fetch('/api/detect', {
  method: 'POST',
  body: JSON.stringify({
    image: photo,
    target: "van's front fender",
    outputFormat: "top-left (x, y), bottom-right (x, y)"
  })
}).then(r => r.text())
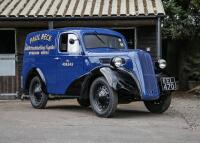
top-left (99, 67), bottom-right (142, 97)
top-left (80, 66), bottom-right (140, 99)
top-left (99, 67), bottom-right (119, 90)
top-left (99, 67), bottom-right (160, 101)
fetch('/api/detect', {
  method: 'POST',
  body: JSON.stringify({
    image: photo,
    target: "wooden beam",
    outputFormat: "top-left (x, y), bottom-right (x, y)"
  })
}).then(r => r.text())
top-left (48, 21), bottom-right (54, 29)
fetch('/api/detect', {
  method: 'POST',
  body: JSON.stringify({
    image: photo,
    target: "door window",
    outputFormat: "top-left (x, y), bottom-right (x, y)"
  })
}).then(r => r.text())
top-left (59, 33), bottom-right (80, 54)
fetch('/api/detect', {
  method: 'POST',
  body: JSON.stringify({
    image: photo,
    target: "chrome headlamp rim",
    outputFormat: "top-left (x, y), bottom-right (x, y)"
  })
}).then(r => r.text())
top-left (112, 57), bottom-right (123, 68)
top-left (158, 59), bottom-right (167, 69)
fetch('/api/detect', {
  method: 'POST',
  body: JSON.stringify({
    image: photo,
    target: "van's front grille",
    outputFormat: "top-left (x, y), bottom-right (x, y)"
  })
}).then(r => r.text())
top-left (137, 52), bottom-right (159, 96)
top-left (138, 52), bottom-right (154, 74)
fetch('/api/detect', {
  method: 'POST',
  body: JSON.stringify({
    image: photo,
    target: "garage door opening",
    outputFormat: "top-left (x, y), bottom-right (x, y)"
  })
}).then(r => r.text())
top-left (0, 30), bottom-right (16, 94)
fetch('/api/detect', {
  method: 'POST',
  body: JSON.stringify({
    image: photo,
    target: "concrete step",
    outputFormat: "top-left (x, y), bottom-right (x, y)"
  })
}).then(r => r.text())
top-left (0, 93), bottom-right (17, 100)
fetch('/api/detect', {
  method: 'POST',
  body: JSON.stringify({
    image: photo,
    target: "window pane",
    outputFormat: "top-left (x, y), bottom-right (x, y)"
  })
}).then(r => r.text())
top-left (60, 34), bottom-right (68, 52)
top-left (0, 30), bottom-right (15, 54)
top-left (84, 34), bottom-right (125, 49)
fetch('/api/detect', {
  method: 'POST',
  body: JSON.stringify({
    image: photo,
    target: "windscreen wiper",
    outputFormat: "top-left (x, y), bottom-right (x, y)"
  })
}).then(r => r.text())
top-left (94, 31), bottom-right (106, 45)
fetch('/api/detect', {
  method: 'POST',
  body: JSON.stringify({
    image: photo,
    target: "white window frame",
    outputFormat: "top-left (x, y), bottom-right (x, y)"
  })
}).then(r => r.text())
top-left (0, 28), bottom-right (16, 76)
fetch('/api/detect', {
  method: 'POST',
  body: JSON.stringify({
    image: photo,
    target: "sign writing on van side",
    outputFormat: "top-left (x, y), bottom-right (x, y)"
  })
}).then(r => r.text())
top-left (62, 59), bottom-right (74, 67)
top-left (25, 45), bottom-right (55, 55)
top-left (30, 34), bottom-right (52, 44)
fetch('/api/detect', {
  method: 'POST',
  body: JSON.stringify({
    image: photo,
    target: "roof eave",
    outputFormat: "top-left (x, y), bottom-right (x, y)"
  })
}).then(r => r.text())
top-left (0, 15), bottom-right (165, 21)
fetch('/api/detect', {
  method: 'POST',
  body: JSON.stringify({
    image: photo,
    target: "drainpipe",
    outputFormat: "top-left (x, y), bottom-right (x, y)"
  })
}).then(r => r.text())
top-left (156, 17), bottom-right (161, 59)
top-left (134, 27), bottom-right (137, 49)
top-left (48, 21), bottom-right (54, 29)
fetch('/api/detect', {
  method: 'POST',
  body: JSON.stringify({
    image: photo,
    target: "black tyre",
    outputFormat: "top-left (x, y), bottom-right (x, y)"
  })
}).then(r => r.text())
top-left (89, 77), bottom-right (118, 118)
top-left (77, 98), bottom-right (90, 107)
top-left (144, 93), bottom-right (172, 113)
top-left (29, 76), bottom-right (48, 109)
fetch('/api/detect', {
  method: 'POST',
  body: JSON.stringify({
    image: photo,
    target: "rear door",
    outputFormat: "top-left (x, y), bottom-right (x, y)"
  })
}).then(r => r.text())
top-left (55, 33), bottom-right (84, 94)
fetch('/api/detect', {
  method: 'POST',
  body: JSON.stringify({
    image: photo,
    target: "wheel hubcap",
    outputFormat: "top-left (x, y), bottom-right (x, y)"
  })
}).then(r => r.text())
top-left (94, 84), bottom-right (110, 111)
top-left (31, 82), bottom-right (43, 104)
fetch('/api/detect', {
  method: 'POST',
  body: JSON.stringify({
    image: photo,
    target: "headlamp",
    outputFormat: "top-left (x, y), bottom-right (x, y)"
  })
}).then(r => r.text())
top-left (112, 57), bottom-right (123, 68)
top-left (158, 59), bottom-right (167, 69)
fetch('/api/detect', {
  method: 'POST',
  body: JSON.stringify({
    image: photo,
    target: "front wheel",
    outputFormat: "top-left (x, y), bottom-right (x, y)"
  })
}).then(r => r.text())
top-left (89, 77), bottom-right (118, 118)
top-left (29, 76), bottom-right (48, 109)
top-left (144, 93), bottom-right (171, 113)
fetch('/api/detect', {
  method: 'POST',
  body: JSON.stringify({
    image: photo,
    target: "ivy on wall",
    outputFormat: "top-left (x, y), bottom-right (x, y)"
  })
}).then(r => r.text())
top-left (162, 0), bottom-right (200, 39)
top-left (183, 49), bottom-right (200, 81)
top-left (162, 0), bottom-right (200, 88)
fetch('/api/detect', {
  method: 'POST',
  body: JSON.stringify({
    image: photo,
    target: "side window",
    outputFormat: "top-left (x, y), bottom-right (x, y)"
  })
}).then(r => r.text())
top-left (59, 33), bottom-right (80, 54)
top-left (60, 34), bottom-right (68, 52)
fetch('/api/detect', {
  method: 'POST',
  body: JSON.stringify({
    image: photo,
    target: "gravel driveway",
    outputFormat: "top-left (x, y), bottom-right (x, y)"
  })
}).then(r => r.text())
top-left (0, 92), bottom-right (199, 143)
top-left (170, 92), bottom-right (200, 130)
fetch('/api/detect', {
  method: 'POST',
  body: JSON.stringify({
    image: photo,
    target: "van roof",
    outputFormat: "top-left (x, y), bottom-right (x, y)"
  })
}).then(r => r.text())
top-left (28, 27), bottom-right (122, 37)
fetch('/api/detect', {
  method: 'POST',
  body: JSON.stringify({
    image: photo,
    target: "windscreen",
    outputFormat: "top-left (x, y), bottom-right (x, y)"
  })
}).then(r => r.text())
top-left (84, 34), bottom-right (125, 49)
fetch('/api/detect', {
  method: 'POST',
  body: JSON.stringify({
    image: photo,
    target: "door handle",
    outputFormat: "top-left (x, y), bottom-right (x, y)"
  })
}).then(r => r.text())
top-left (54, 57), bottom-right (60, 60)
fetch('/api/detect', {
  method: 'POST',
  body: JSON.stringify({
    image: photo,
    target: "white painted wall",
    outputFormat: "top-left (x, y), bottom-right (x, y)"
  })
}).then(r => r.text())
top-left (0, 54), bottom-right (15, 76)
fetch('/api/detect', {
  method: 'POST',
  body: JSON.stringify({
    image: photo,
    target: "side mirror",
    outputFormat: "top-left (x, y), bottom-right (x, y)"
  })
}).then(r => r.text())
top-left (69, 39), bottom-right (75, 45)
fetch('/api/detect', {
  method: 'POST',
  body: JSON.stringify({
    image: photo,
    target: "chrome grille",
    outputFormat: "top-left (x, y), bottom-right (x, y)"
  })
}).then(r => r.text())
top-left (138, 52), bottom-right (159, 96)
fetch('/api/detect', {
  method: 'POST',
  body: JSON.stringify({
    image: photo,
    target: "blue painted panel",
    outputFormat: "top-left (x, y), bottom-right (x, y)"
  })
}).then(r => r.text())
top-left (56, 55), bottom-right (84, 94)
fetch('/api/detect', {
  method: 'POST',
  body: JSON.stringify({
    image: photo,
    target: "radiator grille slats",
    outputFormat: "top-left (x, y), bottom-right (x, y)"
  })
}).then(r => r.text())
top-left (138, 52), bottom-right (158, 96)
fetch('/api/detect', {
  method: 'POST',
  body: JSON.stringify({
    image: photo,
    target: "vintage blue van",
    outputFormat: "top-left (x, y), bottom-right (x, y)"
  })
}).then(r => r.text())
top-left (22, 28), bottom-right (176, 117)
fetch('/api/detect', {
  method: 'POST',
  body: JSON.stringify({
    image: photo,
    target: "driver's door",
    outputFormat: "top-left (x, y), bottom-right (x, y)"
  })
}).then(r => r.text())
top-left (56, 33), bottom-right (84, 94)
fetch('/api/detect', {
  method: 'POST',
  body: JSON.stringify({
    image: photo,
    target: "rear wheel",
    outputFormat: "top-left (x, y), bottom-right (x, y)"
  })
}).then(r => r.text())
top-left (144, 93), bottom-right (171, 113)
top-left (29, 76), bottom-right (48, 109)
top-left (89, 77), bottom-right (118, 118)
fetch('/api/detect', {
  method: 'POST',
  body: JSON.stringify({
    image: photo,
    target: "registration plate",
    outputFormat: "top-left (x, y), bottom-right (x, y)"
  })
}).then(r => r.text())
top-left (160, 77), bottom-right (176, 91)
